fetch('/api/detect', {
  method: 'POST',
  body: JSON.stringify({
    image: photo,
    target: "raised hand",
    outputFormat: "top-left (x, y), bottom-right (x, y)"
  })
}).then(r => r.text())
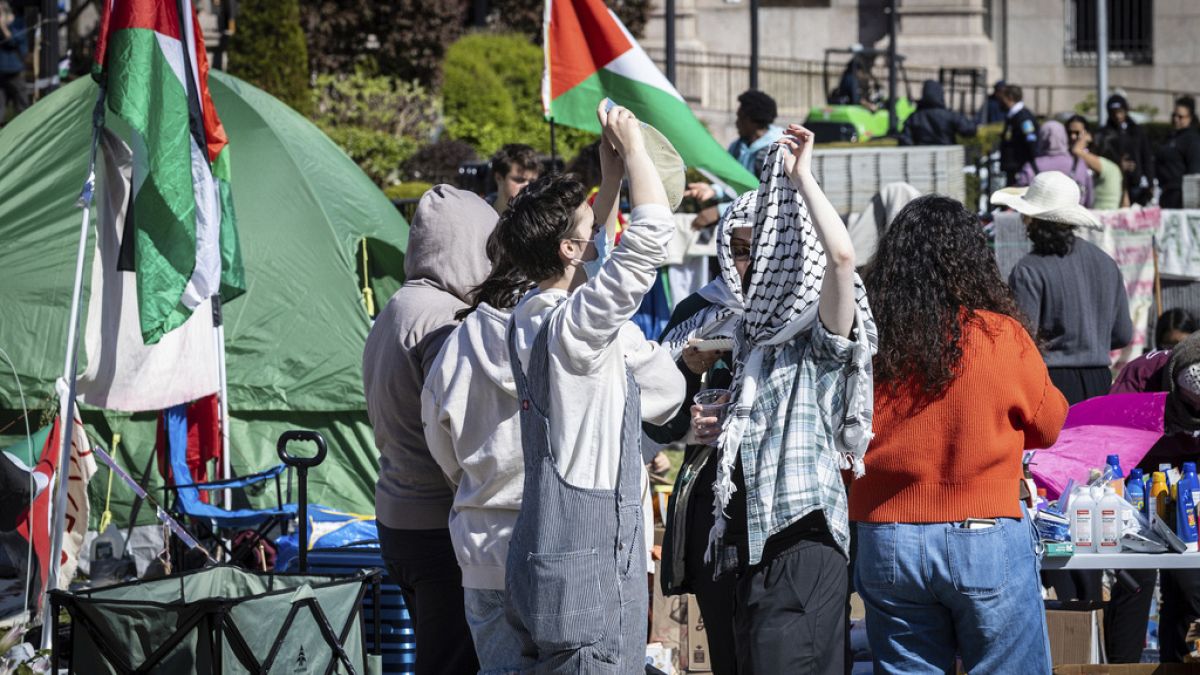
top-left (596, 100), bottom-right (645, 159)
top-left (779, 124), bottom-right (817, 187)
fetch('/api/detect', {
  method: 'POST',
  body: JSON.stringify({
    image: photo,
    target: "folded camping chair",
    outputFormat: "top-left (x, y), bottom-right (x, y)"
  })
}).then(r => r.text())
top-left (159, 405), bottom-right (297, 568)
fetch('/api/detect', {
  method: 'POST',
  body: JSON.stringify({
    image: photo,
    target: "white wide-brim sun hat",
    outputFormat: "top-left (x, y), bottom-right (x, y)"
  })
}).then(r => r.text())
top-left (990, 170), bottom-right (1102, 230)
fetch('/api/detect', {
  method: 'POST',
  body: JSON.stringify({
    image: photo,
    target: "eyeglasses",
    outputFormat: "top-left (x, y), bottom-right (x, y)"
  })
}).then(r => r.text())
top-left (730, 246), bottom-right (752, 261)
top-left (1174, 113), bottom-right (1192, 120)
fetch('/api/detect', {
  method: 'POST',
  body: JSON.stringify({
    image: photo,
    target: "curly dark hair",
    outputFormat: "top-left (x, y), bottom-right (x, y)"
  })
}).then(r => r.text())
top-left (1026, 218), bottom-right (1076, 256)
top-left (864, 195), bottom-right (1030, 400)
top-left (1156, 308), bottom-right (1199, 349)
top-left (737, 90), bottom-right (778, 127)
top-left (496, 173), bottom-right (589, 284)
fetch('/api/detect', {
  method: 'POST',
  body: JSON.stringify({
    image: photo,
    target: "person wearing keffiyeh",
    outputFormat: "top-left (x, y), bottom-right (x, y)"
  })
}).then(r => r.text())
top-left (688, 126), bottom-right (877, 674)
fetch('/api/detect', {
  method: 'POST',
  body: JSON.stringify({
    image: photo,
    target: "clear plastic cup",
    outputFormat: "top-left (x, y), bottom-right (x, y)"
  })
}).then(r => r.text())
top-left (694, 388), bottom-right (732, 425)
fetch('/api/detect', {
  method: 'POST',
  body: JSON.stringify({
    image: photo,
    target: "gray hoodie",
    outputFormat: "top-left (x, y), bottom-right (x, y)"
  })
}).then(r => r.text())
top-left (363, 185), bottom-right (496, 530)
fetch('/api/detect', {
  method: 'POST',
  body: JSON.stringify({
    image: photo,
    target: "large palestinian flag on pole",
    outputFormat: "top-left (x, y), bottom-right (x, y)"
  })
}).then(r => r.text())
top-left (544, 0), bottom-right (756, 194)
top-left (93, 0), bottom-right (244, 344)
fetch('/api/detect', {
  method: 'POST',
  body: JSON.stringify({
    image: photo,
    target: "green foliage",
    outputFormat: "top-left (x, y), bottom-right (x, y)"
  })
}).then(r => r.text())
top-left (312, 71), bottom-right (440, 140)
top-left (300, 0), bottom-right (467, 87)
top-left (384, 182), bottom-right (435, 201)
top-left (310, 71), bottom-right (439, 187)
top-left (319, 125), bottom-right (419, 187)
top-left (442, 32), bottom-right (595, 158)
top-left (229, 0), bottom-right (312, 116)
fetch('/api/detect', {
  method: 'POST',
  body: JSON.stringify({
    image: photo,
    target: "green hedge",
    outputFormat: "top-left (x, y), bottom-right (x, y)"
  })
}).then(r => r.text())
top-left (384, 182), bottom-right (435, 201)
top-left (229, 0), bottom-right (311, 116)
top-left (442, 32), bottom-right (595, 158)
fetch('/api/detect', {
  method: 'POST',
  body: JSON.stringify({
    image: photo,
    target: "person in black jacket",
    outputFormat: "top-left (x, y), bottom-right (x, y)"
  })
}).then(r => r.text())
top-left (1096, 94), bottom-right (1156, 205)
top-left (1155, 96), bottom-right (1200, 208)
top-left (999, 84), bottom-right (1039, 184)
top-left (0, 1), bottom-right (28, 125)
top-left (899, 80), bottom-right (977, 146)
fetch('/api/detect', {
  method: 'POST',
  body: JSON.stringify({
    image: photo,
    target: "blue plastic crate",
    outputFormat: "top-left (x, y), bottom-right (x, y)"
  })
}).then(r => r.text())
top-left (286, 546), bottom-right (415, 674)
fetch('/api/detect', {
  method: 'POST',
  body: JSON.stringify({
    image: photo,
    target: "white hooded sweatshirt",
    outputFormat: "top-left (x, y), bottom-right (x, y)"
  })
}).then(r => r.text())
top-left (422, 303), bottom-right (522, 590)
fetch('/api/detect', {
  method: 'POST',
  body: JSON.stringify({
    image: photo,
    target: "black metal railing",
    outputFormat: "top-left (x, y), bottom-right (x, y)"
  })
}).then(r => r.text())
top-left (1065, 0), bottom-right (1154, 66)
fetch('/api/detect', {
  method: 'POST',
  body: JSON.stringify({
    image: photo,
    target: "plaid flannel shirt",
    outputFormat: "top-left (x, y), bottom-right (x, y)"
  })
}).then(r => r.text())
top-left (738, 319), bottom-right (855, 565)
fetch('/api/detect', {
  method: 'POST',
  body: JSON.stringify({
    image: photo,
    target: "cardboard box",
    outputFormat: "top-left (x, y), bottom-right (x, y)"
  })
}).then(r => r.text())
top-left (1046, 609), bottom-right (1106, 666)
top-left (649, 562), bottom-right (686, 670)
top-left (686, 594), bottom-right (712, 672)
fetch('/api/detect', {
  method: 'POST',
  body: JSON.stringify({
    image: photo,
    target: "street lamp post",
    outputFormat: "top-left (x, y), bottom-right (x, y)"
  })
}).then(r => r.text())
top-left (1097, 0), bottom-right (1109, 126)
top-left (666, 0), bottom-right (676, 84)
top-left (749, 0), bottom-right (759, 90)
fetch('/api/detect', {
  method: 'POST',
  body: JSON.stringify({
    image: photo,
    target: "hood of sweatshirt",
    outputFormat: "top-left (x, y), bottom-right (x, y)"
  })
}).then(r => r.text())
top-left (1038, 120), bottom-right (1070, 158)
top-left (917, 80), bottom-right (945, 110)
top-left (403, 184), bottom-right (497, 303)
top-left (461, 302), bottom-right (518, 397)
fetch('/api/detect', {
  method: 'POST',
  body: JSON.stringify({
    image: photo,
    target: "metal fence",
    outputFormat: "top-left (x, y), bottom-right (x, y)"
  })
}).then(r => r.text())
top-left (1065, 0), bottom-right (1154, 67)
top-left (649, 47), bottom-right (1191, 119)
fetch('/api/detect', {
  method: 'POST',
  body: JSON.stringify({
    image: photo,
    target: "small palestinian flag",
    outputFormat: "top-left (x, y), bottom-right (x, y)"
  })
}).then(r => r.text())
top-left (544, 0), bottom-right (757, 194)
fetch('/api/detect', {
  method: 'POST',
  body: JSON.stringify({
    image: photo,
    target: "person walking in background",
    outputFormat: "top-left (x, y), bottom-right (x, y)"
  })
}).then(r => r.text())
top-left (362, 186), bottom-right (497, 675)
top-left (999, 85), bottom-right (1039, 185)
top-left (1017, 121), bottom-right (1094, 207)
top-left (1154, 96), bottom-right (1200, 209)
top-left (683, 90), bottom-right (784, 229)
top-left (689, 129), bottom-right (875, 674)
top-left (997, 171), bottom-right (1132, 611)
top-left (0, 1), bottom-right (28, 125)
top-left (500, 103), bottom-right (684, 671)
top-left (976, 80), bottom-right (1007, 125)
top-left (1066, 115), bottom-right (1128, 210)
top-left (899, 80), bottom-right (977, 146)
top-left (487, 143), bottom-right (541, 215)
top-left (853, 194), bottom-right (1067, 675)
top-left (1096, 94), bottom-right (1156, 205)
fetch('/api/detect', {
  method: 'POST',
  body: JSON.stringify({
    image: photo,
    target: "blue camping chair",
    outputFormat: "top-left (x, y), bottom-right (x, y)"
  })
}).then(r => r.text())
top-left (159, 404), bottom-right (298, 567)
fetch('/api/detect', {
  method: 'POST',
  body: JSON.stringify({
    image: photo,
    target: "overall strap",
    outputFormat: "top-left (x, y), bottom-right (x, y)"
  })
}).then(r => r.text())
top-left (505, 299), bottom-right (562, 420)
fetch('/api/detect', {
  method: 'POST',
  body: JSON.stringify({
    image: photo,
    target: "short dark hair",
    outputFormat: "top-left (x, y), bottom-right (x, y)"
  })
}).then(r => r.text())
top-left (1065, 114), bottom-right (1090, 132)
top-left (496, 173), bottom-right (589, 283)
top-left (1003, 84), bottom-right (1023, 103)
top-left (1157, 308), bottom-right (1199, 349)
top-left (491, 144), bottom-right (540, 180)
top-left (1027, 218), bottom-right (1075, 257)
top-left (1176, 96), bottom-right (1197, 121)
top-left (737, 90), bottom-right (778, 127)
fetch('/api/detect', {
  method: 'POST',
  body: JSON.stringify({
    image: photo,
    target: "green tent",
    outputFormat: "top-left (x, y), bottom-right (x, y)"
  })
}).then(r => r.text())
top-left (0, 72), bottom-right (408, 525)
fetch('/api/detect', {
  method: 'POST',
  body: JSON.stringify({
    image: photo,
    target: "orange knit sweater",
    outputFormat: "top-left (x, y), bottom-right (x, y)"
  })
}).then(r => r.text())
top-left (849, 311), bottom-right (1069, 523)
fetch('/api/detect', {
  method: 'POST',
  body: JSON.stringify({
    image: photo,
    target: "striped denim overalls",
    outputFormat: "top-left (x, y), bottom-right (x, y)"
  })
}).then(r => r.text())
top-left (504, 307), bottom-right (647, 674)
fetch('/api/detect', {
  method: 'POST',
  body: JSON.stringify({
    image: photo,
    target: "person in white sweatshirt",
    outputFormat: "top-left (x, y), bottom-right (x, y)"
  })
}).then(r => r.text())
top-left (494, 103), bottom-right (684, 671)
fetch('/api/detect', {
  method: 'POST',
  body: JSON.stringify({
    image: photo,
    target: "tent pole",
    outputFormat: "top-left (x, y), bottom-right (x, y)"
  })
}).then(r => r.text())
top-left (213, 295), bottom-right (232, 510)
top-left (42, 87), bottom-right (106, 650)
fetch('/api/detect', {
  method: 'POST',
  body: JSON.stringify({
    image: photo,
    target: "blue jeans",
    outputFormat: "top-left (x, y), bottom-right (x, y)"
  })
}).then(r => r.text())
top-left (854, 514), bottom-right (1051, 675)
top-left (463, 588), bottom-right (523, 675)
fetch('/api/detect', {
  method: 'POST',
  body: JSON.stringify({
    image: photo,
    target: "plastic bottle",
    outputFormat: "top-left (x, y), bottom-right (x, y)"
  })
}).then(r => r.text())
top-left (1182, 462), bottom-right (1200, 507)
top-left (1127, 468), bottom-right (1146, 516)
top-left (1151, 472), bottom-right (1171, 520)
top-left (1106, 454), bottom-right (1126, 496)
top-left (1098, 486), bottom-right (1123, 552)
top-left (1071, 486), bottom-right (1098, 553)
top-left (1177, 487), bottom-right (1199, 553)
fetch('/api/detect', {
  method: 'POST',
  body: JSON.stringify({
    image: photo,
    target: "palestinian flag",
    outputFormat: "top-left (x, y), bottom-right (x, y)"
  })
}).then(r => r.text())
top-left (544, 0), bottom-right (756, 194)
top-left (94, 0), bottom-right (244, 344)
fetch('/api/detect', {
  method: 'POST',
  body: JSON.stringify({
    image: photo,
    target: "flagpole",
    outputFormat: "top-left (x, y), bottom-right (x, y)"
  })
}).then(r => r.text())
top-left (42, 84), bottom-right (106, 650)
top-left (213, 295), bottom-right (232, 510)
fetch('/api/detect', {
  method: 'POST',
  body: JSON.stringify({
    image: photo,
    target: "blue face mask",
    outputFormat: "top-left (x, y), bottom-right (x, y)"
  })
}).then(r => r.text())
top-left (581, 229), bottom-right (609, 279)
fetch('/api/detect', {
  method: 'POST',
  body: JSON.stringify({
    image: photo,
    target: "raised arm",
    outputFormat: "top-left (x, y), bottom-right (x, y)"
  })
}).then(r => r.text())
top-left (780, 124), bottom-right (857, 337)
top-left (593, 135), bottom-right (624, 237)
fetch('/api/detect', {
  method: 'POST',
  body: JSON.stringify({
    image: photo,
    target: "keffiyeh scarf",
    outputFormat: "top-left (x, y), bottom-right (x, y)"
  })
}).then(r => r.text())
top-left (707, 144), bottom-right (879, 562)
top-left (660, 217), bottom-right (747, 359)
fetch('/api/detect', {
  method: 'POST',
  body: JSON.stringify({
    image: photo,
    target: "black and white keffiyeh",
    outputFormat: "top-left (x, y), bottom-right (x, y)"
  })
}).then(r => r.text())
top-left (707, 143), bottom-right (879, 559)
top-left (659, 200), bottom-right (754, 359)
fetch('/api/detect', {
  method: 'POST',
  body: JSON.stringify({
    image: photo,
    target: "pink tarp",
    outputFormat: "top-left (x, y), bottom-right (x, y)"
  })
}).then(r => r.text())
top-left (1030, 392), bottom-right (1167, 499)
